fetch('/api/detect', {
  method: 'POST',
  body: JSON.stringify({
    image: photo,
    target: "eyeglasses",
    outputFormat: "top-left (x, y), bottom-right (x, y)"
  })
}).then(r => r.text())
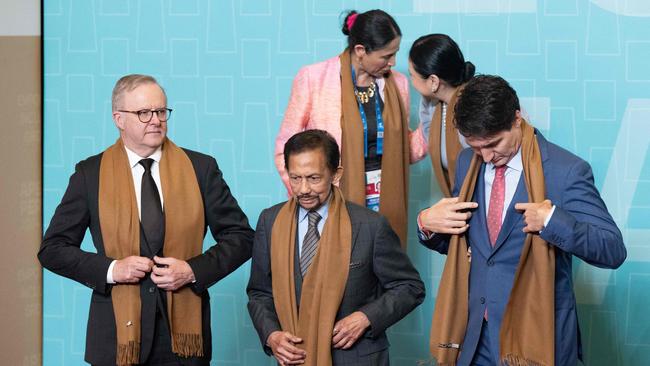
top-left (118, 108), bottom-right (173, 123)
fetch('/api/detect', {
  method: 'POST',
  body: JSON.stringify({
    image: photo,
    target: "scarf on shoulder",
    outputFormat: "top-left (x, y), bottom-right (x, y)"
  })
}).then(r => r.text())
top-left (430, 120), bottom-right (555, 366)
top-left (429, 86), bottom-right (464, 198)
top-left (99, 138), bottom-right (205, 365)
top-left (270, 187), bottom-right (352, 366)
top-left (338, 49), bottom-right (410, 247)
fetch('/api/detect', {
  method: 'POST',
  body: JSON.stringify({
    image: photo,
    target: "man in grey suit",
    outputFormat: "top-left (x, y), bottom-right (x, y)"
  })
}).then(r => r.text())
top-left (247, 129), bottom-right (424, 366)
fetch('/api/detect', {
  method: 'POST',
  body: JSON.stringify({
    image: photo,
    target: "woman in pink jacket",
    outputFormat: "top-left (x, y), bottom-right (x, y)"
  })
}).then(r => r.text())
top-left (274, 9), bottom-right (426, 246)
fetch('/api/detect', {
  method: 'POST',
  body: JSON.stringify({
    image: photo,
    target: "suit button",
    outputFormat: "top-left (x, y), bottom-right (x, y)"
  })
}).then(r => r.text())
top-left (149, 286), bottom-right (156, 293)
top-left (480, 297), bottom-right (485, 304)
top-left (488, 260), bottom-right (494, 266)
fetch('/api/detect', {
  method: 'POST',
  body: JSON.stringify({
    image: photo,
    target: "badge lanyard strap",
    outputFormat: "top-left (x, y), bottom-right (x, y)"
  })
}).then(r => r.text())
top-left (351, 66), bottom-right (384, 158)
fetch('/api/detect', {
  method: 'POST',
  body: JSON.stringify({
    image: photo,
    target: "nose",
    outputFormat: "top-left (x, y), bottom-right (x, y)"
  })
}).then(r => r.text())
top-left (480, 149), bottom-right (494, 163)
top-left (298, 179), bottom-right (311, 195)
top-left (387, 55), bottom-right (396, 67)
top-left (149, 113), bottom-right (162, 126)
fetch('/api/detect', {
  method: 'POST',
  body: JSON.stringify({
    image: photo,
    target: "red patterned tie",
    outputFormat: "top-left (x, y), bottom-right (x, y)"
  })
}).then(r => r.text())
top-left (487, 165), bottom-right (507, 246)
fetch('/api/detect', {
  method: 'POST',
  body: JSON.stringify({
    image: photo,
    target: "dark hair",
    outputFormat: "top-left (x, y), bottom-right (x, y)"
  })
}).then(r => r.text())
top-left (409, 34), bottom-right (475, 87)
top-left (454, 75), bottom-right (521, 137)
top-left (284, 130), bottom-right (340, 173)
top-left (341, 10), bottom-right (401, 53)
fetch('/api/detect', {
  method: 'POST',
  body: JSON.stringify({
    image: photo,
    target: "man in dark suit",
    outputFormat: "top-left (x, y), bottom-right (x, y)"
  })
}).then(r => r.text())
top-left (418, 75), bottom-right (626, 366)
top-left (247, 129), bottom-right (424, 366)
top-left (38, 74), bottom-right (254, 366)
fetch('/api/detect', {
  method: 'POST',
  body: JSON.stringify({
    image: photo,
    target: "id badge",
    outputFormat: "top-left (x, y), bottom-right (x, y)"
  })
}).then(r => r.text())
top-left (365, 169), bottom-right (381, 212)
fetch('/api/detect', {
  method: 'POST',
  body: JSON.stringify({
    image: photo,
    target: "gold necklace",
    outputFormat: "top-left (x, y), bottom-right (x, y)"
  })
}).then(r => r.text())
top-left (354, 82), bottom-right (376, 104)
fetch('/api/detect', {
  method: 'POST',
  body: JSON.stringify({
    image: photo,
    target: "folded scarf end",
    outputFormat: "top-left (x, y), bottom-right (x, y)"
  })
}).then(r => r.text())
top-left (116, 340), bottom-right (140, 365)
top-left (172, 332), bottom-right (204, 358)
top-left (502, 353), bottom-right (548, 366)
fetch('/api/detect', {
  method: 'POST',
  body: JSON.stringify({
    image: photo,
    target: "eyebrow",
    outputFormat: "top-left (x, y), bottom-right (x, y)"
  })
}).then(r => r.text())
top-left (482, 137), bottom-right (501, 148)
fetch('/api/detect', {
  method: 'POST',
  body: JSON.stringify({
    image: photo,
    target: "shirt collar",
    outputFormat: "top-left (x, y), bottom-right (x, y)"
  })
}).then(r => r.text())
top-left (124, 145), bottom-right (163, 169)
top-left (486, 147), bottom-right (523, 173)
top-left (298, 196), bottom-right (331, 224)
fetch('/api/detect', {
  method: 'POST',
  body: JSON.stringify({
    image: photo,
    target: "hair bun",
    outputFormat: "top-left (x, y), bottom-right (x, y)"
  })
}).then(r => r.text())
top-left (341, 10), bottom-right (358, 36)
top-left (463, 61), bottom-right (476, 82)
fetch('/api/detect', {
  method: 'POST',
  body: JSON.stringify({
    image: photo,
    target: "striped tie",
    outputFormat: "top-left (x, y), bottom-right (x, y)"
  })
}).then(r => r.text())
top-left (300, 211), bottom-right (322, 276)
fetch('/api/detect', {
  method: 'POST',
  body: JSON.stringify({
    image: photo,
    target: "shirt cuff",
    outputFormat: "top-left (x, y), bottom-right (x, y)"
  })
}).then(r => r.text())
top-left (106, 260), bottom-right (117, 284)
top-left (542, 205), bottom-right (556, 229)
top-left (417, 211), bottom-right (434, 240)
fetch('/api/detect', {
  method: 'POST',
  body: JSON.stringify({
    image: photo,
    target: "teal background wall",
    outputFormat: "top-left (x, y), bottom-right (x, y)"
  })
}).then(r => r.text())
top-left (42, 0), bottom-right (650, 365)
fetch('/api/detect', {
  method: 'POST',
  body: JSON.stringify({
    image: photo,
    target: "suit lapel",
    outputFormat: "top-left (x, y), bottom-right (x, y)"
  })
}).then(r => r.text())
top-left (469, 163), bottom-right (492, 260)
top-left (491, 175), bottom-right (527, 254)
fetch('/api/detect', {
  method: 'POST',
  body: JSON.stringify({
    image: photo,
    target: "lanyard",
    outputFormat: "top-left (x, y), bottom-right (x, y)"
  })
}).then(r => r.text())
top-left (351, 66), bottom-right (384, 157)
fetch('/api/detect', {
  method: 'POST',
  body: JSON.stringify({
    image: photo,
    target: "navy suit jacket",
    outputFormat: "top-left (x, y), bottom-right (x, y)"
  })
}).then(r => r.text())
top-left (420, 131), bottom-right (626, 365)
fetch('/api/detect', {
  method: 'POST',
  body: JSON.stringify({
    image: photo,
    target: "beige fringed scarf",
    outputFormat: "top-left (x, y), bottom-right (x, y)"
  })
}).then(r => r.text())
top-left (429, 86), bottom-right (464, 198)
top-left (430, 120), bottom-right (555, 366)
top-left (338, 49), bottom-right (410, 247)
top-left (99, 138), bottom-right (205, 365)
top-left (270, 187), bottom-right (351, 366)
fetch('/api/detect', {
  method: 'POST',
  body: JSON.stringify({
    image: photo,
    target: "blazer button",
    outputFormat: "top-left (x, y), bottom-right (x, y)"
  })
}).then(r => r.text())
top-left (488, 260), bottom-right (494, 266)
top-left (149, 286), bottom-right (156, 293)
top-left (480, 297), bottom-right (486, 304)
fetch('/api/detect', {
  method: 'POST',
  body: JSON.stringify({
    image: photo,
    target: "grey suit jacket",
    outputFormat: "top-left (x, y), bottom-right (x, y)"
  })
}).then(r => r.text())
top-left (247, 201), bottom-right (425, 365)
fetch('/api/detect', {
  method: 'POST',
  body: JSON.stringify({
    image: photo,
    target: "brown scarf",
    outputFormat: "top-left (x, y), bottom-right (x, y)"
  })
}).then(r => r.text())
top-left (429, 86), bottom-right (465, 198)
top-left (270, 187), bottom-right (352, 366)
top-left (338, 49), bottom-right (410, 247)
top-left (430, 120), bottom-right (555, 366)
top-left (99, 138), bottom-right (205, 365)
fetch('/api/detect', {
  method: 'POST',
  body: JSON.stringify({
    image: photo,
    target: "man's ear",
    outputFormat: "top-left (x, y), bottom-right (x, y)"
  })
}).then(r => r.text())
top-left (514, 110), bottom-right (523, 127)
top-left (113, 111), bottom-right (124, 130)
top-left (332, 166), bottom-right (344, 185)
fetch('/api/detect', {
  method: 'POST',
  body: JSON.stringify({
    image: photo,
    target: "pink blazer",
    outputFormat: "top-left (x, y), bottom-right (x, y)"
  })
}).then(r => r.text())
top-left (275, 55), bottom-right (427, 193)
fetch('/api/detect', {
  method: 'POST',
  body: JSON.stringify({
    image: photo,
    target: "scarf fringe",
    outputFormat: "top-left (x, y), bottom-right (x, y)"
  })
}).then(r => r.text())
top-left (172, 333), bottom-right (204, 358)
top-left (116, 341), bottom-right (140, 366)
top-left (502, 354), bottom-right (547, 366)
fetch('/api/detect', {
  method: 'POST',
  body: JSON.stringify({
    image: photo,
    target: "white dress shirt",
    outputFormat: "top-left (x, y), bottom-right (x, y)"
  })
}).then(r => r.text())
top-left (106, 145), bottom-right (164, 284)
top-left (484, 148), bottom-right (555, 228)
top-left (418, 146), bottom-right (555, 239)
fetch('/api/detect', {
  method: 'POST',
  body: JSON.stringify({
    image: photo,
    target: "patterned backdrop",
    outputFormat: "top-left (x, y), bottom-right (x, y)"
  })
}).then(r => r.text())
top-left (43, 0), bottom-right (650, 365)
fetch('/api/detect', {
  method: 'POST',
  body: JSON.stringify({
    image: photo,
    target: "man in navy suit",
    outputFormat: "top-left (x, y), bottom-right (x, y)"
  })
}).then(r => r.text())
top-left (418, 75), bottom-right (626, 365)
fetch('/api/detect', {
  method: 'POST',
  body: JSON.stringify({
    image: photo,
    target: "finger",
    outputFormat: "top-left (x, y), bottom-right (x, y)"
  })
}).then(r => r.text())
top-left (445, 219), bottom-right (472, 228)
top-left (342, 337), bottom-right (356, 350)
top-left (333, 336), bottom-right (348, 348)
top-left (152, 265), bottom-right (170, 276)
top-left (287, 335), bottom-right (303, 344)
top-left (514, 203), bottom-right (531, 211)
top-left (446, 211), bottom-right (473, 221)
top-left (154, 256), bottom-right (174, 265)
top-left (451, 201), bottom-right (479, 211)
top-left (446, 224), bottom-right (470, 235)
top-left (133, 261), bottom-right (154, 272)
top-left (332, 331), bottom-right (344, 344)
top-left (445, 197), bottom-right (460, 204)
top-left (280, 345), bottom-right (305, 359)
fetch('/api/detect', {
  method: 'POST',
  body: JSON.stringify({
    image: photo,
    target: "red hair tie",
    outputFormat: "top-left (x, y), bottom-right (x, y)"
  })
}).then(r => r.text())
top-left (346, 13), bottom-right (358, 31)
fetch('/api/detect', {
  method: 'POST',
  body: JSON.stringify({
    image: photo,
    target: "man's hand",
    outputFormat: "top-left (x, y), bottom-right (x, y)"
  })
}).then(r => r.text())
top-left (150, 256), bottom-right (195, 291)
top-left (419, 197), bottom-right (478, 235)
top-left (112, 256), bottom-right (153, 283)
top-left (332, 311), bottom-right (371, 350)
top-left (266, 331), bottom-right (306, 365)
top-left (515, 199), bottom-right (553, 233)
